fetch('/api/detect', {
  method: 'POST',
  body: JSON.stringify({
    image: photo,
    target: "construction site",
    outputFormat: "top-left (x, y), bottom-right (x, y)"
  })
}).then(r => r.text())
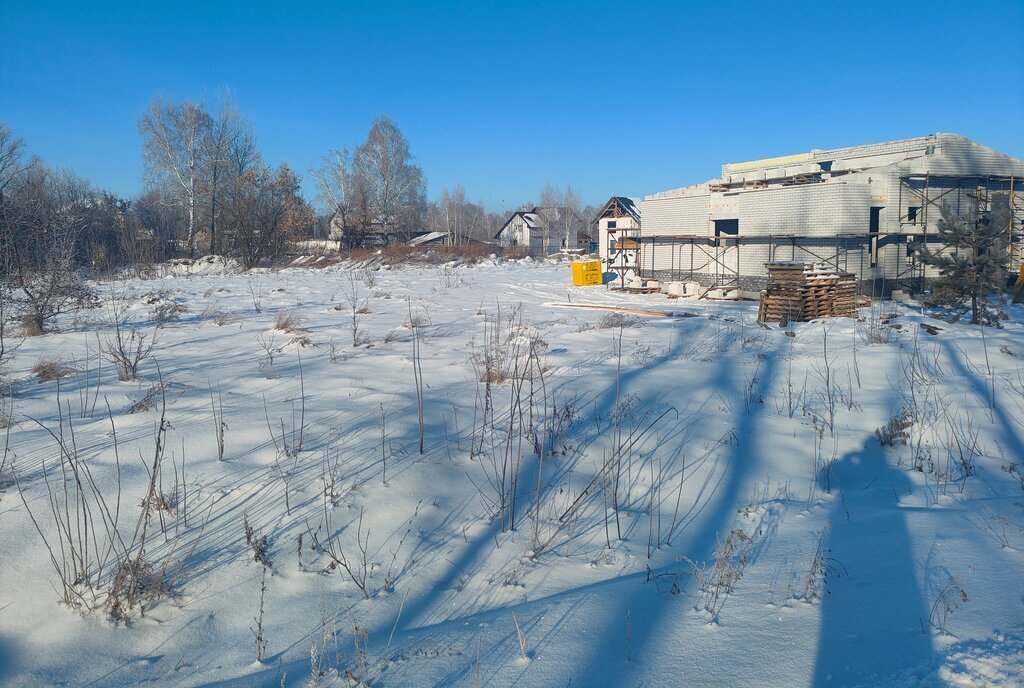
top-left (599, 133), bottom-right (1024, 299)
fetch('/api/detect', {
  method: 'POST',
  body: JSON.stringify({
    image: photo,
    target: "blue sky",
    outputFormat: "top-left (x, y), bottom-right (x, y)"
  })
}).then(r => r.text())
top-left (2, 1), bottom-right (1023, 213)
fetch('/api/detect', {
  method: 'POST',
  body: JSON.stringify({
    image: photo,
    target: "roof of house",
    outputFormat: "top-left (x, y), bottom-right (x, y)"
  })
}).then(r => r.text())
top-left (495, 210), bottom-right (542, 238)
top-left (495, 206), bottom-right (588, 239)
top-left (408, 231), bottom-right (448, 246)
top-left (595, 196), bottom-right (641, 223)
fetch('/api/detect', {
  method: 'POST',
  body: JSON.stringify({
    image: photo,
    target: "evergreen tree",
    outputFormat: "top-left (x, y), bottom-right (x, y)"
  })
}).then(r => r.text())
top-left (918, 198), bottom-right (1011, 326)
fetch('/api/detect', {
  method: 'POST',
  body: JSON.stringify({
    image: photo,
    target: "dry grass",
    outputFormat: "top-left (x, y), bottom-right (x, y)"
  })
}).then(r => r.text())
top-left (597, 312), bottom-right (641, 329)
top-left (21, 318), bottom-right (45, 337)
top-left (128, 382), bottom-right (164, 414)
top-left (200, 308), bottom-right (240, 327)
top-left (401, 315), bottom-right (427, 329)
top-left (273, 310), bottom-right (305, 333)
top-left (153, 301), bottom-right (189, 326)
top-left (876, 407), bottom-right (913, 446)
top-left (343, 243), bottom-right (516, 266)
top-left (33, 357), bottom-right (71, 382)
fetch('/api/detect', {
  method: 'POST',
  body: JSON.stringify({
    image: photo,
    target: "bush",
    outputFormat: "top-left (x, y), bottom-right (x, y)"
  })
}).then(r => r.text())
top-left (597, 312), bottom-right (641, 329)
top-left (273, 310), bottom-right (305, 333)
top-left (33, 357), bottom-right (71, 382)
top-left (876, 407), bottom-right (913, 446)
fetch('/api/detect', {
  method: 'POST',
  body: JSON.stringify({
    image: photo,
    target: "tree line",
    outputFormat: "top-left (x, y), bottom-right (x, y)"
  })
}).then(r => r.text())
top-left (1, 95), bottom-right (589, 278)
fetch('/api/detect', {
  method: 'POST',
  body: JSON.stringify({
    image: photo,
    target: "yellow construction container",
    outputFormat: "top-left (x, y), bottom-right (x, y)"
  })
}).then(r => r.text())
top-left (571, 260), bottom-right (602, 286)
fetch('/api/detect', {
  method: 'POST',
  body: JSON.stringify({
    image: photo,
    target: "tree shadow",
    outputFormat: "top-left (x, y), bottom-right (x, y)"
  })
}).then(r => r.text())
top-left (0, 634), bottom-right (14, 686)
top-left (553, 343), bottom-right (779, 679)
top-left (811, 436), bottom-right (934, 685)
top-left (940, 338), bottom-right (1024, 464)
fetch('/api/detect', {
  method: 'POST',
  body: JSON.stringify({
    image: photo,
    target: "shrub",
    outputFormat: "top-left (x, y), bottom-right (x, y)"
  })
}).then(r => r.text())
top-left (597, 312), bottom-right (641, 329)
top-left (33, 357), bottom-right (71, 382)
top-left (273, 310), bottom-right (305, 333)
top-left (876, 407), bottom-right (913, 446)
top-left (153, 301), bottom-right (189, 326)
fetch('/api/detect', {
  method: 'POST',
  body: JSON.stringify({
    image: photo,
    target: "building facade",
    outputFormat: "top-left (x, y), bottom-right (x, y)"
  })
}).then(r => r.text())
top-left (631, 133), bottom-right (1024, 295)
top-left (595, 196), bottom-right (641, 286)
top-left (496, 207), bottom-right (587, 256)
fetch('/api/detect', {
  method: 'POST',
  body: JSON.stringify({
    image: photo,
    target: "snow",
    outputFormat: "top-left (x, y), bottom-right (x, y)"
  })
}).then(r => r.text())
top-left (1, 258), bottom-right (1023, 687)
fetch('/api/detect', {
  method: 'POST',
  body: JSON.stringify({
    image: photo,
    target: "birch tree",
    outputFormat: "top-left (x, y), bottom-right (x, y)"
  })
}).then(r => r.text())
top-left (351, 116), bottom-right (426, 242)
top-left (539, 184), bottom-right (584, 251)
top-left (203, 95), bottom-right (255, 255)
top-left (313, 147), bottom-right (370, 247)
top-left (139, 98), bottom-right (211, 257)
top-left (433, 185), bottom-right (487, 245)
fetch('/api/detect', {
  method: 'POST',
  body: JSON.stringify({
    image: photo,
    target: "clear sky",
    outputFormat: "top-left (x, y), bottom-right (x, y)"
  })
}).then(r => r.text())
top-left (2, 1), bottom-right (1023, 213)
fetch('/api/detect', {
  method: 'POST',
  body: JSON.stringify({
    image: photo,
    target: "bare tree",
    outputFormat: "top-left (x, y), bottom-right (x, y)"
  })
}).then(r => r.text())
top-left (561, 185), bottom-right (584, 249)
top-left (139, 98), bottom-right (211, 258)
top-left (313, 148), bottom-right (379, 249)
top-left (6, 164), bottom-right (94, 332)
top-left (202, 94), bottom-right (255, 255)
top-left (0, 123), bottom-right (30, 215)
top-left (313, 148), bottom-right (356, 246)
top-left (538, 184), bottom-right (583, 251)
top-left (0, 124), bottom-right (30, 356)
top-left (0, 250), bottom-right (18, 367)
top-left (225, 163), bottom-right (308, 268)
top-left (434, 185), bottom-right (487, 245)
top-left (351, 116), bottom-right (426, 243)
top-left (131, 187), bottom-right (182, 263)
top-left (103, 285), bottom-right (159, 381)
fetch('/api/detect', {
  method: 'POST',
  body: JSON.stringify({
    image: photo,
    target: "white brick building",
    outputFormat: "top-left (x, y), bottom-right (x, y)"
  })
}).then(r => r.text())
top-left (628, 133), bottom-right (1024, 295)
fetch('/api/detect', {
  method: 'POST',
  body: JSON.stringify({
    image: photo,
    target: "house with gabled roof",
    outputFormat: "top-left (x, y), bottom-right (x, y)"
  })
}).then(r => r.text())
top-left (495, 206), bottom-right (589, 256)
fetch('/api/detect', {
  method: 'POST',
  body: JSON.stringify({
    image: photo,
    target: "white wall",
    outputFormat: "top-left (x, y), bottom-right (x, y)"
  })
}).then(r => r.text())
top-left (735, 181), bottom-right (872, 236)
top-left (639, 194), bottom-right (711, 235)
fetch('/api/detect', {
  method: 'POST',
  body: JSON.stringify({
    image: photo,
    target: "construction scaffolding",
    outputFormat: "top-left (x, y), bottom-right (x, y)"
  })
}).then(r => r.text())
top-left (898, 173), bottom-right (1024, 275)
top-left (640, 234), bottom-right (741, 292)
top-left (604, 231), bottom-right (640, 288)
top-left (637, 234), bottom-right (873, 295)
top-left (596, 196), bottom-right (642, 290)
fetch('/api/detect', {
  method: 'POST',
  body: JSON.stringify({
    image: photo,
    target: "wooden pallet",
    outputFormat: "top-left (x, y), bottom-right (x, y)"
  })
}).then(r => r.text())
top-left (757, 262), bottom-right (859, 324)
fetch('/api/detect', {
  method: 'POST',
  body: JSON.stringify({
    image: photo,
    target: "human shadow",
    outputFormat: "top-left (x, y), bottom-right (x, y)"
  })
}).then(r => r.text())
top-left (811, 436), bottom-right (934, 685)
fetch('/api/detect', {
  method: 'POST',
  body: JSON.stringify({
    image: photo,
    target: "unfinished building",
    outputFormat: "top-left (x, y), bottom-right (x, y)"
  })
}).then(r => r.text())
top-left (628, 133), bottom-right (1024, 297)
top-left (595, 196), bottom-right (641, 285)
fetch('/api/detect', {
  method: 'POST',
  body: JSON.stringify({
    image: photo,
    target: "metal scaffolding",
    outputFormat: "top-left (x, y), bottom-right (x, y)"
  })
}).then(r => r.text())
top-left (634, 174), bottom-right (1024, 297)
top-left (637, 234), bottom-right (871, 294)
top-left (898, 173), bottom-right (1023, 275)
top-left (640, 234), bottom-right (741, 292)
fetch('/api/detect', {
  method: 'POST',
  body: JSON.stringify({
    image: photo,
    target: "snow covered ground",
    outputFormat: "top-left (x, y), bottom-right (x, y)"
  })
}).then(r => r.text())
top-left (1, 256), bottom-right (1023, 687)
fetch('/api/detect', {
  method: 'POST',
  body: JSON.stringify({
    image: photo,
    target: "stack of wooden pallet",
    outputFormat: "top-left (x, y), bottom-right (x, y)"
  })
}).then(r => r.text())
top-left (757, 262), bottom-right (858, 324)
